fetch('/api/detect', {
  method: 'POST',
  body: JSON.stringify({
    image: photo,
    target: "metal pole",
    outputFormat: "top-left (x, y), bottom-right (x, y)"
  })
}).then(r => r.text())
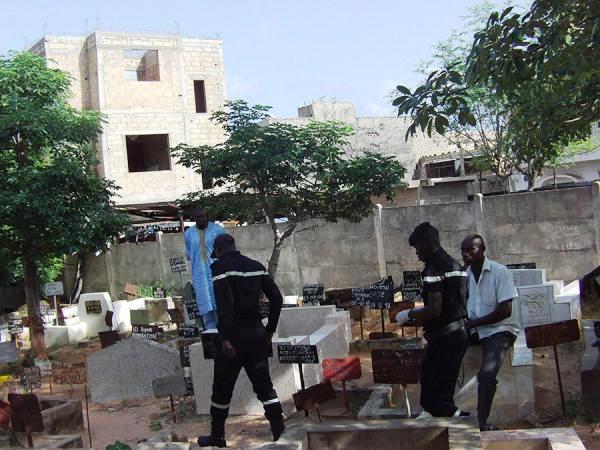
top-left (342, 380), bottom-right (349, 412)
top-left (359, 308), bottom-right (364, 340)
top-left (552, 345), bottom-right (566, 414)
top-left (178, 271), bottom-right (184, 289)
top-left (402, 384), bottom-right (411, 418)
top-left (53, 295), bottom-right (58, 326)
top-left (298, 363), bottom-right (308, 417)
top-left (380, 308), bottom-right (385, 333)
top-left (85, 384), bottom-right (92, 447)
top-left (170, 394), bottom-right (177, 423)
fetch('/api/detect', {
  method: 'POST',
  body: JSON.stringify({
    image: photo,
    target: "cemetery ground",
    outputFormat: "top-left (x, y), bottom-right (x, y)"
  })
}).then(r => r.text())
top-left (2, 309), bottom-right (599, 449)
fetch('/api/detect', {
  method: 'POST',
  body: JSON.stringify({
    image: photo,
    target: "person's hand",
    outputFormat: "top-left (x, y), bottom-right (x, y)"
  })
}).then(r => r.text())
top-left (396, 309), bottom-right (411, 326)
top-left (221, 340), bottom-right (236, 359)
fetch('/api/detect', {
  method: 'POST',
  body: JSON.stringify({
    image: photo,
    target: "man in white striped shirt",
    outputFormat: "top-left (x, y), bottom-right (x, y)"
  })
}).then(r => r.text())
top-left (461, 234), bottom-right (519, 431)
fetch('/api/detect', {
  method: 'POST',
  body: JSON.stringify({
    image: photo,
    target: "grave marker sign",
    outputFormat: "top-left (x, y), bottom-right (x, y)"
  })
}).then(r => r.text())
top-left (169, 256), bottom-right (187, 273)
top-left (8, 320), bottom-right (23, 336)
top-left (302, 284), bottom-right (325, 306)
top-left (131, 324), bottom-right (163, 341)
top-left (371, 349), bottom-right (424, 385)
top-left (179, 324), bottom-right (200, 338)
top-left (277, 344), bottom-right (319, 364)
top-left (85, 300), bottom-right (102, 315)
top-left (20, 367), bottom-right (42, 391)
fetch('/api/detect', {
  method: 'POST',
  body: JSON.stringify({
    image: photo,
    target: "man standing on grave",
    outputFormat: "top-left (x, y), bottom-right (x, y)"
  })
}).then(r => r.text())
top-left (396, 222), bottom-right (470, 418)
top-left (184, 207), bottom-right (225, 329)
top-left (197, 234), bottom-right (285, 448)
top-left (461, 234), bottom-right (519, 431)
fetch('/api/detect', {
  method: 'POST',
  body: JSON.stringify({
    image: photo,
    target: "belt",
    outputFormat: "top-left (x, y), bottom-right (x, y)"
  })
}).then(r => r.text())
top-left (424, 318), bottom-right (466, 341)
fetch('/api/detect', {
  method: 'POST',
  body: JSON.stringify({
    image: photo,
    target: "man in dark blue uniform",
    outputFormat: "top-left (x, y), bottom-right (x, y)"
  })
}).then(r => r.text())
top-left (197, 234), bottom-right (284, 448)
top-left (396, 222), bottom-right (470, 418)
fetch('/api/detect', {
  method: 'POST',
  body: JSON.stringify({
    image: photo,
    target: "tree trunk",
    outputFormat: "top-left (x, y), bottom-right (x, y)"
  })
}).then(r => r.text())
top-left (23, 245), bottom-right (47, 358)
top-left (268, 241), bottom-right (283, 277)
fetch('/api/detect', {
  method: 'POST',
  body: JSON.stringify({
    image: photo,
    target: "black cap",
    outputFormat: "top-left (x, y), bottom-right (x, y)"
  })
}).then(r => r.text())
top-left (211, 234), bottom-right (235, 258)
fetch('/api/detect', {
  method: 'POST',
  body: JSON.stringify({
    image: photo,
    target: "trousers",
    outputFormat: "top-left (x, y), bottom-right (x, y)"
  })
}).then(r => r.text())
top-left (477, 331), bottom-right (516, 425)
top-left (210, 323), bottom-right (282, 437)
top-left (420, 328), bottom-right (469, 417)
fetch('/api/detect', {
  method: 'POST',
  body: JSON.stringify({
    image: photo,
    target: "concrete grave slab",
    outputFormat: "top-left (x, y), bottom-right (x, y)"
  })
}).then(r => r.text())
top-left (77, 292), bottom-right (114, 339)
top-left (455, 342), bottom-right (535, 425)
top-left (88, 338), bottom-right (181, 403)
top-left (510, 269), bottom-right (546, 287)
top-left (152, 372), bottom-right (187, 398)
top-left (0, 341), bottom-right (18, 364)
top-left (480, 427), bottom-right (585, 450)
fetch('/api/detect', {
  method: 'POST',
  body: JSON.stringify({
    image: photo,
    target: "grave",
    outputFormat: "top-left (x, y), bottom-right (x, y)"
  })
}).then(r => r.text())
top-left (277, 418), bottom-right (482, 450)
top-left (77, 292), bottom-right (114, 339)
top-left (87, 338), bottom-right (181, 403)
top-left (0, 341), bottom-right (19, 364)
top-left (189, 305), bottom-right (351, 415)
top-left (39, 397), bottom-right (83, 435)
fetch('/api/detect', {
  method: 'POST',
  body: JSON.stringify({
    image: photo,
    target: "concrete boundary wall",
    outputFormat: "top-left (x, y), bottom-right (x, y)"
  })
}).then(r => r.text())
top-left (83, 183), bottom-right (600, 298)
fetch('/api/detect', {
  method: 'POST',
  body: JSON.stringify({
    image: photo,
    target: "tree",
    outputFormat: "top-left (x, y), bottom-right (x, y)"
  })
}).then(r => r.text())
top-left (394, 0), bottom-right (599, 190)
top-left (171, 100), bottom-right (407, 276)
top-left (0, 52), bottom-right (128, 356)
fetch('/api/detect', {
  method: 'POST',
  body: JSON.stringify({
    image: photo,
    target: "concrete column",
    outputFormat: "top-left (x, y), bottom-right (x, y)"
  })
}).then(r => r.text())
top-left (591, 181), bottom-right (600, 266)
top-left (473, 193), bottom-right (490, 253)
top-left (373, 205), bottom-right (387, 278)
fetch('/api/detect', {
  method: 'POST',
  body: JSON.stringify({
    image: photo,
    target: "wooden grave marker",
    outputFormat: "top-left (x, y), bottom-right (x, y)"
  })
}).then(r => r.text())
top-left (98, 330), bottom-right (120, 348)
top-left (525, 319), bottom-right (581, 413)
top-left (371, 348), bottom-right (425, 417)
top-left (277, 343), bottom-right (320, 416)
top-left (8, 393), bottom-right (43, 447)
top-left (84, 300), bottom-right (102, 315)
top-left (292, 380), bottom-right (335, 421)
top-left (131, 324), bottom-right (163, 341)
top-left (351, 277), bottom-right (394, 338)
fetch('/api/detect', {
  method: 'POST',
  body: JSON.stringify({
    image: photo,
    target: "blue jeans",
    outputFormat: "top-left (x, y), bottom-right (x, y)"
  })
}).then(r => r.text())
top-left (202, 310), bottom-right (218, 330)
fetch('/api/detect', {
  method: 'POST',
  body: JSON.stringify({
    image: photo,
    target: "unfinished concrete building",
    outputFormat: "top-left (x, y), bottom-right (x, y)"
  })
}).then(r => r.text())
top-left (29, 31), bottom-right (226, 209)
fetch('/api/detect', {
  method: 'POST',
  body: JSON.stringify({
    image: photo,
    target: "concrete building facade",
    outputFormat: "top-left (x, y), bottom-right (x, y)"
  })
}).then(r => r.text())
top-left (30, 31), bottom-right (226, 206)
top-left (270, 100), bottom-right (451, 183)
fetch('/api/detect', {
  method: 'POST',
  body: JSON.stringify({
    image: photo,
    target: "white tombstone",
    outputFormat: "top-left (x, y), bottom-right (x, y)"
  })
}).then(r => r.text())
top-left (511, 269), bottom-right (546, 287)
top-left (516, 284), bottom-right (554, 326)
top-left (190, 305), bottom-right (351, 415)
top-left (77, 292), bottom-right (114, 338)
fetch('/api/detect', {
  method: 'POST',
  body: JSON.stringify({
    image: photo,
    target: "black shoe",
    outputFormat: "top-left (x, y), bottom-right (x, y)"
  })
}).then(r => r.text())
top-left (270, 420), bottom-right (285, 441)
top-left (480, 423), bottom-right (500, 432)
top-left (197, 435), bottom-right (227, 447)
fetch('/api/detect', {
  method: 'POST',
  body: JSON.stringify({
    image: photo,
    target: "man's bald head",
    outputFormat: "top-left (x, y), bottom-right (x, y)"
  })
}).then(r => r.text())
top-left (461, 234), bottom-right (486, 267)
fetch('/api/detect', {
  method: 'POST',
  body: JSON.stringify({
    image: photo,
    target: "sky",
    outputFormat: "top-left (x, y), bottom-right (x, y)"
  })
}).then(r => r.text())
top-left (1, 0), bottom-right (527, 118)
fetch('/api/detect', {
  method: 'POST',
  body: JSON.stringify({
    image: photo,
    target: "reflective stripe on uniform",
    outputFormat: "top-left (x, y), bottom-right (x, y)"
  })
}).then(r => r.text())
top-left (262, 398), bottom-right (280, 406)
top-left (423, 276), bottom-right (443, 283)
top-left (444, 271), bottom-right (467, 278)
top-left (211, 401), bottom-right (230, 409)
top-left (212, 270), bottom-right (269, 282)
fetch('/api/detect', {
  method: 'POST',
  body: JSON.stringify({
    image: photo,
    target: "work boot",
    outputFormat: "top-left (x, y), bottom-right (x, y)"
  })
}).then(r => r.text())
top-left (269, 416), bottom-right (285, 441)
top-left (197, 435), bottom-right (227, 447)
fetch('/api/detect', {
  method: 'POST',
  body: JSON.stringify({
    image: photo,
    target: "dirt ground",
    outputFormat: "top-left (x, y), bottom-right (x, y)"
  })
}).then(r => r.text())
top-left (3, 308), bottom-right (600, 449)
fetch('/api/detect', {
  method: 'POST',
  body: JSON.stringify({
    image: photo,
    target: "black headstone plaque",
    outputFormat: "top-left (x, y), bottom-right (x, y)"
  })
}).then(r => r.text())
top-left (277, 344), bottom-right (319, 364)
top-left (85, 300), bottom-right (102, 315)
top-left (8, 320), bottom-right (23, 336)
top-left (184, 296), bottom-right (201, 320)
top-left (401, 288), bottom-right (421, 302)
top-left (506, 262), bottom-right (537, 269)
top-left (179, 345), bottom-right (191, 367)
top-left (8, 393), bottom-right (44, 433)
top-left (132, 324), bottom-right (163, 341)
top-left (302, 284), bottom-right (325, 306)
top-left (179, 324), bottom-right (200, 338)
top-left (403, 271), bottom-right (422, 290)
top-left (98, 330), bottom-right (119, 348)
top-left (169, 256), bottom-right (187, 273)
top-left (20, 367), bottom-right (42, 391)
top-left (371, 348), bottom-right (425, 385)
top-left (184, 376), bottom-right (194, 396)
top-left (153, 287), bottom-right (166, 299)
top-left (351, 278), bottom-right (394, 309)
top-left (201, 331), bottom-right (219, 359)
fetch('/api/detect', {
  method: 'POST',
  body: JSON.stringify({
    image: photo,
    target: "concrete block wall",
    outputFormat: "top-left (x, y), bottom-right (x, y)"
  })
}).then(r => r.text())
top-left (83, 184), bottom-right (600, 298)
top-left (31, 31), bottom-right (226, 205)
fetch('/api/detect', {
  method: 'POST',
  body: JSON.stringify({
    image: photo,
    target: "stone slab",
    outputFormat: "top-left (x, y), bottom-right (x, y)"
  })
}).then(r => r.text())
top-left (480, 428), bottom-right (585, 450)
top-left (455, 343), bottom-right (535, 425)
top-left (516, 284), bottom-right (554, 326)
top-left (0, 341), bottom-right (18, 364)
top-left (77, 292), bottom-right (113, 339)
top-left (510, 269), bottom-right (546, 287)
top-left (152, 372), bottom-right (186, 398)
top-left (88, 338), bottom-right (181, 403)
